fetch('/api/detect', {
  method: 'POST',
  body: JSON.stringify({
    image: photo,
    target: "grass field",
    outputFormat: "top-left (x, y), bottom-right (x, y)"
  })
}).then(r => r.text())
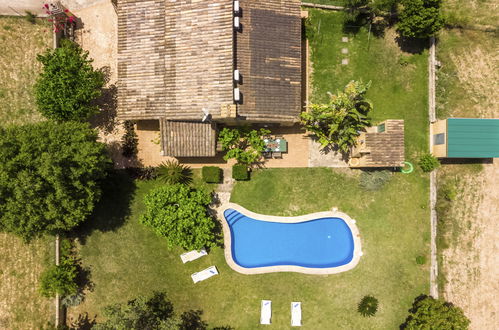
top-left (73, 168), bottom-right (429, 329)
top-left (307, 9), bottom-right (429, 157)
top-left (0, 17), bottom-right (51, 126)
top-left (0, 234), bottom-right (53, 329)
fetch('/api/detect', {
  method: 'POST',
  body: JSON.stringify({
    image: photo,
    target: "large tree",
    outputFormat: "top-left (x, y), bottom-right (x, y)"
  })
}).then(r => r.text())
top-left (300, 80), bottom-right (373, 153)
top-left (94, 292), bottom-right (226, 330)
top-left (94, 292), bottom-right (177, 330)
top-left (218, 127), bottom-right (270, 164)
top-left (401, 295), bottom-right (470, 329)
top-left (35, 39), bottom-right (105, 121)
top-left (0, 121), bottom-right (110, 240)
top-left (140, 184), bottom-right (216, 250)
top-left (397, 0), bottom-right (444, 38)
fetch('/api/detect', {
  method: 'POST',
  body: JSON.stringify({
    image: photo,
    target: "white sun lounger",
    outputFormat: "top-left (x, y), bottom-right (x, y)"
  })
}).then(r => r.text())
top-left (191, 266), bottom-right (218, 283)
top-left (180, 249), bottom-right (207, 263)
top-left (291, 302), bottom-right (302, 327)
top-left (260, 300), bottom-right (272, 325)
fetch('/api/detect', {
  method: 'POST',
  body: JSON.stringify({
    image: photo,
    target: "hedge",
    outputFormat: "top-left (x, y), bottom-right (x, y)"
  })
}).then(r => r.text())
top-left (202, 166), bottom-right (222, 183)
top-left (232, 164), bottom-right (249, 181)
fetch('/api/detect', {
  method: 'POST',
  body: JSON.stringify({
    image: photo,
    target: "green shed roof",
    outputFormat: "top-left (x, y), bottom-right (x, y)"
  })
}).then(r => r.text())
top-left (447, 118), bottom-right (499, 158)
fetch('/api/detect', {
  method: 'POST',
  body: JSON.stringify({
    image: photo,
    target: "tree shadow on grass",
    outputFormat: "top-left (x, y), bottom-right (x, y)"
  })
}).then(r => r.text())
top-left (76, 170), bottom-right (137, 244)
top-left (395, 35), bottom-right (429, 54)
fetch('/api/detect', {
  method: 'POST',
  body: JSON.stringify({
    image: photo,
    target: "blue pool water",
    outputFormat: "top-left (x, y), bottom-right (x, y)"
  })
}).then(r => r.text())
top-left (224, 208), bottom-right (355, 268)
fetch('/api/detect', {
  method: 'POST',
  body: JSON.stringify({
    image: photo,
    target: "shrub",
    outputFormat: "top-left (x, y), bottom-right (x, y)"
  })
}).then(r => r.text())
top-left (358, 295), bottom-right (379, 317)
top-left (232, 164), bottom-right (249, 181)
top-left (359, 170), bottom-right (391, 191)
top-left (202, 166), bottom-right (222, 183)
top-left (0, 121), bottom-right (110, 240)
top-left (401, 295), bottom-right (470, 329)
top-left (419, 153), bottom-right (440, 172)
top-left (140, 184), bottom-right (216, 250)
top-left (35, 39), bottom-right (105, 122)
top-left (121, 121), bottom-right (138, 158)
top-left (62, 292), bottom-right (85, 307)
top-left (300, 80), bottom-right (373, 153)
top-left (25, 11), bottom-right (37, 24)
top-left (416, 255), bottom-right (426, 264)
top-left (397, 0), bottom-right (444, 38)
top-left (157, 160), bottom-right (193, 185)
top-left (40, 238), bottom-right (80, 298)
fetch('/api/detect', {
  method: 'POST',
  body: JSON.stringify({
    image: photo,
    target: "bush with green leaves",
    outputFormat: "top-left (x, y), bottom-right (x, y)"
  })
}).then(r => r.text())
top-left (232, 164), bottom-right (249, 181)
top-left (401, 295), bottom-right (470, 329)
top-left (418, 153), bottom-right (440, 172)
top-left (397, 0), bottom-right (444, 38)
top-left (359, 170), bottom-right (391, 191)
top-left (202, 166), bottom-right (222, 183)
top-left (0, 121), bottom-right (110, 240)
top-left (300, 80), bottom-right (373, 153)
top-left (121, 121), bottom-right (138, 158)
top-left (416, 255), bottom-right (426, 265)
top-left (157, 160), bottom-right (193, 185)
top-left (358, 295), bottom-right (379, 317)
top-left (62, 292), bottom-right (85, 307)
top-left (39, 239), bottom-right (79, 298)
top-left (218, 127), bottom-right (271, 164)
top-left (35, 39), bottom-right (105, 122)
top-left (140, 184), bottom-right (216, 250)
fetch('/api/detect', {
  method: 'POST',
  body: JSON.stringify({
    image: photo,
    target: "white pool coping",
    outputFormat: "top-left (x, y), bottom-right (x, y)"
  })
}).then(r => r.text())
top-left (219, 203), bottom-right (363, 275)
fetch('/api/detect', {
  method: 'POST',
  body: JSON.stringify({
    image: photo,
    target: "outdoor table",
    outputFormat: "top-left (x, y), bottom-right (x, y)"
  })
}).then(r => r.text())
top-left (263, 138), bottom-right (288, 153)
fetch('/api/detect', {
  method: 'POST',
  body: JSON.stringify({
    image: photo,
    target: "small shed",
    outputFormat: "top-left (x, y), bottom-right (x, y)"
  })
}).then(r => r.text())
top-left (431, 118), bottom-right (499, 158)
top-left (349, 120), bottom-right (405, 168)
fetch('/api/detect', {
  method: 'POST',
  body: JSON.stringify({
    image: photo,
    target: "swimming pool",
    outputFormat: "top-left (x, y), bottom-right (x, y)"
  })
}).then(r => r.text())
top-left (221, 203), bottom-right (362, 275)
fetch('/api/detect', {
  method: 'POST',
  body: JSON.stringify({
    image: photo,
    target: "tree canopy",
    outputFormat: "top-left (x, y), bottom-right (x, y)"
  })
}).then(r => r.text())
top-left (94, 292), bottom-right (177, 330)
top-left (0, 121), bottom-right (110, 240)
top-left (300, 80), bottom-right (373, 153)
top-left (140, 184), bottom-right (216, 250)
top-left (401, 295), bottom-right (470, 329)
top-left (397, 0), bottom-right (444, 38)
top-left (94, 291), bottom-right (229, 330)
top-left (218, 127), bottom-right (270, 164)
top-left (35, 39), bottom-right (105, 122)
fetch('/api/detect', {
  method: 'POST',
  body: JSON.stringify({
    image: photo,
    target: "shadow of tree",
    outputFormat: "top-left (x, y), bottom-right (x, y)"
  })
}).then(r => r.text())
top-left (76, 170), bottom-right (137, 244)
top-left (395, 35), bottom-right (429, 54)
top-left (180, 309), bottom-right (208, 330)
top-left (68, 312), bottom-right (96, 330)
top-left (89, 84), bottom-right (118, 134)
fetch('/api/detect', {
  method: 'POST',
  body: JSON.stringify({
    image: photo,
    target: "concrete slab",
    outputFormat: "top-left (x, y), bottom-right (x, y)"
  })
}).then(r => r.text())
top-left (341, 58), bottom-right (349, 65)
top-left (341, 48), bottom-right (348, 54)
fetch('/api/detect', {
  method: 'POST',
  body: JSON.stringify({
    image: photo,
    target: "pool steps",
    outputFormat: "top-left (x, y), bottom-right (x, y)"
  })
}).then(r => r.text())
top-left (224, 209), bottom-right (246, 226)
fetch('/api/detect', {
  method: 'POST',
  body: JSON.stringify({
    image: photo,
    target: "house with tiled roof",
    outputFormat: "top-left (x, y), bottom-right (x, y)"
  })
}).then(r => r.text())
top-left (117, 0), bottom-right (302, 158)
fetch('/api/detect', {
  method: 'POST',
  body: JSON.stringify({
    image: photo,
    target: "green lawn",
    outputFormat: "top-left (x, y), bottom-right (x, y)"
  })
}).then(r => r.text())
top-left (74, 168), bottom-right (429, 329)
top-left (307, 9), bottom-right (429, 156)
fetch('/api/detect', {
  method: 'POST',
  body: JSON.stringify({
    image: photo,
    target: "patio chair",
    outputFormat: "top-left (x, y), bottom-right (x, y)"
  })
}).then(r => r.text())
top-left (273, 151), bottom-right (282, 159)
top-left (263, 151), bottom-right (272, 159)
top-left (260, 300), bottom-right (272, 325)
top-left (180, 249), bottom-right (207, 264)
top-left (291, 302), bottom-right (302, 327)
top-left (191, 266), bottom-right (218, 283)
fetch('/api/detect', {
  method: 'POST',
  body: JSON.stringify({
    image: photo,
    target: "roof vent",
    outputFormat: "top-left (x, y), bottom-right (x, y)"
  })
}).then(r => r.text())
top-left (234, 16), bottom-right (240, 29)
top-left (234, 88), bottom-right (240, 102)
top-left (234, 69), bottom-right (240, 82)
top-left (234, 1), bottom-right (240, 14)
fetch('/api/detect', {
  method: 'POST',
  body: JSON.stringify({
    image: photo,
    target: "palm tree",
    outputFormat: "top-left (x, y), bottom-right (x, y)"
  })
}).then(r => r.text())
top-left (157, 160), bottom-right (193, 185)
